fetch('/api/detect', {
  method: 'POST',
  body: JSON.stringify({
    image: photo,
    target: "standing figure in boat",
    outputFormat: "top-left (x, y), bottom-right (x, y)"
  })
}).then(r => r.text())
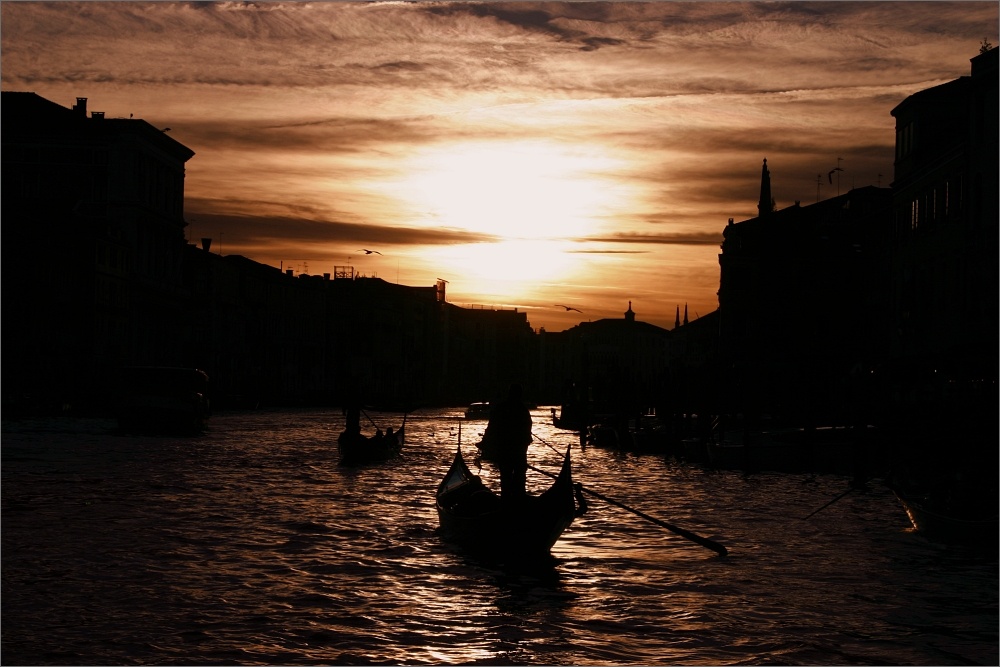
top-left (481, 383), bottom-right (533, 504)
top-left (344, 403), bottom-right (362, 435)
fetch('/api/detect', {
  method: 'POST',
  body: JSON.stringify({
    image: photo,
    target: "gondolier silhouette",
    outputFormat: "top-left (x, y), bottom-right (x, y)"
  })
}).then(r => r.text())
top-left (344, 402), bottom-right (361, 435)
top-left (482, 383), bottom-right (533, 504)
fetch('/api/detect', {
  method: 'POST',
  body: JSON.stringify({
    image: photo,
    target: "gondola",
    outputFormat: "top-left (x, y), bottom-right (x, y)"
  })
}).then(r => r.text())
top-left (893, 488), bottom-right (999, 548)
top-left (888, 463), bottom-right (999, 548)
top-left (435, 444), bottom-right (584, 561)
top-left (464, 402), bottom-right (492, 420)
top-left (338, 419), bottom-right (405, 466)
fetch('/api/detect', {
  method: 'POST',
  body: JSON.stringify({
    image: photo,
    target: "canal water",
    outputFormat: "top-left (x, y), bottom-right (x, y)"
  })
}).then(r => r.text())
top-left (2, 408), bottom-right (996, 665)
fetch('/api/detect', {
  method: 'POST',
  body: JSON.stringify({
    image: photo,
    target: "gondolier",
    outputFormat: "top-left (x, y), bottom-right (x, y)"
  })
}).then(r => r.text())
top-left (481, 383), bottom-right (532, 504)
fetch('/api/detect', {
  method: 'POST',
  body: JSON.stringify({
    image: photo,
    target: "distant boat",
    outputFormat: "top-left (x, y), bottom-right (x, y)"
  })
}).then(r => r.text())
top-left (586, 418), bottom-right (624, 449)
top-left (550, 401), bottom-right (592, 432)
top-left (115, 366), bottom-right (210, 434)
top-left (338, 418), bottom-right (405, 466)
top-left (627, 409), bottom-right (672, 454)
top-left (889, 469), bottom-right (999, 548)
top-left (435, 444), bottom-right (583, 562)
top-left (893, 489), bottom-right (998, 547)
top-left (464, 402), bottom-right (491, 420)
top-left (699, 419), bottom-right (867, 475)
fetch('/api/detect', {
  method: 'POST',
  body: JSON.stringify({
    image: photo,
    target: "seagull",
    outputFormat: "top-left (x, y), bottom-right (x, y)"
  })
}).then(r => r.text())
top-left (359, 249), bottom-right (382, 255)
top-left (555, 304), bottom-right (582, 313)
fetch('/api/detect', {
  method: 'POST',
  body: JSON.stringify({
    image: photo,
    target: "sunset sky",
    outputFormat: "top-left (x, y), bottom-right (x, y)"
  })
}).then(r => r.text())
top-left (2, 2), bottom-right (996, 332)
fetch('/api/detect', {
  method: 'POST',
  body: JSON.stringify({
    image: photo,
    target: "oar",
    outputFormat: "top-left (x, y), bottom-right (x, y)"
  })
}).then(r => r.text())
top-left (527, 436), bottom-right (728, 556)
top-left (361, 409), bottom-right (379, 429)
top-left (801, 486), bottom-right (856, 520)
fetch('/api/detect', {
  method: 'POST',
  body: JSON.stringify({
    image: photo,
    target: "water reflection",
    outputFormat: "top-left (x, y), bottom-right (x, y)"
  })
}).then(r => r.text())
top-left (1, 408), bottom-right (996, 666)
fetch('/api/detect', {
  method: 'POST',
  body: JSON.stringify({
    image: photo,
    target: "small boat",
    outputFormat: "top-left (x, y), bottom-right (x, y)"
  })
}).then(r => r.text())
top-left (892, 485), bottom-right (999, 548)
top-left (627, 410), bottom-right (672, 454)
top-left (551, 405), bottom-right (591, 432)
top-left (436, 445), bottom-right (583, 561)
top-left (586, 416), bottom-right (625, 449)
top-left (464, 402), bottom-right (492, 420)
top-left (338, 419), bottom-right (405, 466)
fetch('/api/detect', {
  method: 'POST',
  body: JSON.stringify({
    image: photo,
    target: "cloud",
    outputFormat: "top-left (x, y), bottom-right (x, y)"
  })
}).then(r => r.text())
top-left (580, 230), bottom-right (724, 247)
top-left (2, 1), bottom-right (995, 331)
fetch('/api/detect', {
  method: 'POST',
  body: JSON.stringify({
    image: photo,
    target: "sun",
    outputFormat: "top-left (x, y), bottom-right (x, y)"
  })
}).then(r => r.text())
top-left (383, 139), bottom-right (630, 299)
top-left (396, 139), bottom-right (626, 240)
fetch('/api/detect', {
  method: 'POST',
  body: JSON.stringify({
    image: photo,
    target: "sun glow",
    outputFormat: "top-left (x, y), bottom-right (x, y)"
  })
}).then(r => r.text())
top-left (384, 140), bottom-right (632, 300)
top-left (423, 238), bottom-right (581, 301)
top-left (396, 140), bottom-right (627, 239)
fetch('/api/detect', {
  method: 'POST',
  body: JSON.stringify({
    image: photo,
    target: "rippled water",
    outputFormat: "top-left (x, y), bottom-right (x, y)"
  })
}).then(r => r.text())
top-left (3, 408), bottom-right (997, 665)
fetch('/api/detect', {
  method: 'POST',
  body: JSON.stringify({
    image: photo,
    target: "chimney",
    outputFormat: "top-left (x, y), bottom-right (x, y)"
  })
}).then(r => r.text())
top-left (91, 111), bottom-right (105, 120)
top-left (200, 238), bottom-right (212, 252)
top-left (73, 97), bottom-right (88, 118)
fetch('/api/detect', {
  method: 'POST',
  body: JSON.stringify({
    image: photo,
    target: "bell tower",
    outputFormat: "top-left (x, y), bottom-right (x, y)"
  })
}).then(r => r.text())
top-left (758, 158), bottom-right (772, 217)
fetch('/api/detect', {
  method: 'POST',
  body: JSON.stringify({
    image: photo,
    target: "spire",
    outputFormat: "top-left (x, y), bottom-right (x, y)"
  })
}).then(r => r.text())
top-left (683, 303), bottom-right (689, 325)
top-left (758, 158), bottom-right (772, 217)
top-left (674, 305), bottom-right (681, 329)
top-left (625, 300), bottom-right (635, 322)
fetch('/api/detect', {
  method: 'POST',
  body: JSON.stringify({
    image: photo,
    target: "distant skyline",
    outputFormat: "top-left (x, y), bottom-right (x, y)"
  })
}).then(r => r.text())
top-left (2, 1), bottom-right (996, 332)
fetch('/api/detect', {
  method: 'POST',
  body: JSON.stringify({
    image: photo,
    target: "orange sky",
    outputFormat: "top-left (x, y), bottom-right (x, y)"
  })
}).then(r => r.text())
top-left (3, 1), bottom-right (996, 331)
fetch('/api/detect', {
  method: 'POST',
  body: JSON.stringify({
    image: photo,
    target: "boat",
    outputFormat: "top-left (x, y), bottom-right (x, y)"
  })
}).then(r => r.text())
top-left (338, 418), bottom-right (405, 466)
top-left (464, 402), bottom-right (492, 420)
top-left (436, 445), bottom-right (584, 561)
top-left (893, 489), bottom-right (999, 547)
top-left (551, 381), bottom-right (592, 432)
top-left (699, 418), bottom-right (869, 475)
top-left (889, 471), bottom-right (999, 548)
top-left (551, 404), bottom-right (591, 432)
top-left (586, 419), bottom-right (623, 449)
top-left (627, 409), bottom-right (672, 454)
top-left (115, 366), bottom-right (211, 434)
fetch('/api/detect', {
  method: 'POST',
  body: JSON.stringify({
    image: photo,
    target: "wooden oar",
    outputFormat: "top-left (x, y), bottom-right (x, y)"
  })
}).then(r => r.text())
top-left (802, 486), bottom-right (855, 520)
top-left (526, 461), bottom-right (729, 557)
top-left (360, 409), bottom-right (379, 428)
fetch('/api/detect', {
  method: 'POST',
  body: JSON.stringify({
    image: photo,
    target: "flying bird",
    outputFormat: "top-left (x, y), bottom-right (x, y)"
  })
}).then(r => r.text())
top-left (359, 249), bottom-right (382, 255)
top-left (555, 304), bottom-right (582, 313)
top-left (828, 167), bottom-right (844, 184)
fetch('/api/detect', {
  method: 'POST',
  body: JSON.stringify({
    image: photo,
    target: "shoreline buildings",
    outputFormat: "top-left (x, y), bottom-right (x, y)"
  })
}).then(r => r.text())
top-left (3, 49), bottom-right (995, 431)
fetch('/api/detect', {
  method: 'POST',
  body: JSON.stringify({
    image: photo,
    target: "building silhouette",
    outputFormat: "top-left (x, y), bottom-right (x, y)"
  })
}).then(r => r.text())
top-left (3, 46), bottom-right (995, 439)
top-left (1, 91), bottom-right (552, 413)
top-left (887, 46), bottom-right (997, 369)
top-left (879, 46), bottom-right (998, 460)
top-left (3, 93), bottom-right (195, 410)
top-left (716, 176), bottom-right (893, 425)
top-left (538, 302), bottom-right (670, 420)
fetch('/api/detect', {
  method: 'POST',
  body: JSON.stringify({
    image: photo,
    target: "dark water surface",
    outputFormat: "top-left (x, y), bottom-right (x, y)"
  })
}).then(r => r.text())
top-left (3, 408), bottom-right (997, 665)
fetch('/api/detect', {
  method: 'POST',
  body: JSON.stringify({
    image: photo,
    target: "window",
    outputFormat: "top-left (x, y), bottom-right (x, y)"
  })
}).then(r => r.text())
top-left (896, 122), bottom-right (914, 159)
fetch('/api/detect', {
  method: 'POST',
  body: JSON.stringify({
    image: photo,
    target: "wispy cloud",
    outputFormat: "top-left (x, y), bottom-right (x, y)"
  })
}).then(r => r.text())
top-left (2, 1), bottom-right (994, 330)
